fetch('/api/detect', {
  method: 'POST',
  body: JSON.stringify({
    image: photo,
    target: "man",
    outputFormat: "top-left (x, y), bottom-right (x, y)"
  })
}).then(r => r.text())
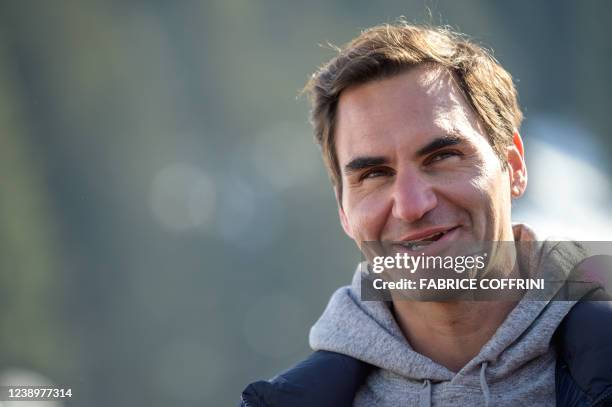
top-left (240, 23), bottom-right (612, 406)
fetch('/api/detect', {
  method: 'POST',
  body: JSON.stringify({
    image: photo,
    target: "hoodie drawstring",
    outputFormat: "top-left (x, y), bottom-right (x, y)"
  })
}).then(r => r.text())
top-left (419, 379), bottom-right (431, 407)
top-left (418, 364), bottom-right (489, 407)
top-left (479, 361), bottom-right (490, 407)
top-left (419, 362), bottom-right (491, 407)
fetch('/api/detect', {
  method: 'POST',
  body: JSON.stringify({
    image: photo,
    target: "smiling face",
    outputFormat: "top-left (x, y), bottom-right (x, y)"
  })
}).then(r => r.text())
top-left (335, 66), bottom-right (527, 252)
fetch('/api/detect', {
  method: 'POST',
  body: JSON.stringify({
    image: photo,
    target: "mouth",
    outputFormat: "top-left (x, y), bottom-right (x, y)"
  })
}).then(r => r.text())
top-left (392, 226), bottom-right (460, 252)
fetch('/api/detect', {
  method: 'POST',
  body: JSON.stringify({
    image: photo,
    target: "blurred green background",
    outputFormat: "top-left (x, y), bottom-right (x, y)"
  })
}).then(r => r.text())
top-left (1, 1), bottom-right (611, 405)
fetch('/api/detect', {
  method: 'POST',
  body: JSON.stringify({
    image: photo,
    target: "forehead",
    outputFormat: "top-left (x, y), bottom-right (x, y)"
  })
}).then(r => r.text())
top-left (335, 66), bottom-right (487, 161)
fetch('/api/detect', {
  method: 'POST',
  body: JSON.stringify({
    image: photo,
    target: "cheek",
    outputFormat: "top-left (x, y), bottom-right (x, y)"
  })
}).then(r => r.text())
top-left (470, 153), bottom-right (510, 195)
top-left (467, 165), bottom-right (512, 229)
top-left (468, 173), bottom-right (501, 204)
top-left (345, 193), bottom-right (391, 240)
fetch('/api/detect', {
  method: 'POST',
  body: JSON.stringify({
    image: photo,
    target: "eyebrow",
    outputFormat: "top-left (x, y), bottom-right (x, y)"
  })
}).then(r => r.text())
top-left (343, 135), bottom-right (465, 176)
top-left (344, 156), bottom-right (389, 175)
top-left (415, 134), bottom-right (464, 157)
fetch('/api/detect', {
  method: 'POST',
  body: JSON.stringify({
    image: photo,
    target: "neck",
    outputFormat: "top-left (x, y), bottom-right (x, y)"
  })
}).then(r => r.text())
top-left (392, 300), bottom-right (517, 372)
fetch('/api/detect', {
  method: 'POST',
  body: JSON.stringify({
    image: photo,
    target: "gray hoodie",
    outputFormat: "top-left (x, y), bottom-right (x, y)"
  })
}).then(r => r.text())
top-left (309, 226), bottom-right (586, 406)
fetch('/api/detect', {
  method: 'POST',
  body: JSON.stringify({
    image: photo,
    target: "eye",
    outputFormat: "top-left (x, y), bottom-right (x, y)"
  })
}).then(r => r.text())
top-left (360, 167), bottom-right (393, 181)
top-left (426, 150), bottom-right (462, 165)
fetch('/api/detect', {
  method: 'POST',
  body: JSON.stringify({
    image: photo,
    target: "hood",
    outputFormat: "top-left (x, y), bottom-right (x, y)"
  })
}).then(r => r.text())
top-left (309, 224), bottom-right (587, 405)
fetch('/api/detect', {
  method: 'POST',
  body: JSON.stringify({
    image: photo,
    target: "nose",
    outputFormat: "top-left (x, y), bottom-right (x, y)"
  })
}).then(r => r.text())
top-left (391, 170), bottom-right (438, 223)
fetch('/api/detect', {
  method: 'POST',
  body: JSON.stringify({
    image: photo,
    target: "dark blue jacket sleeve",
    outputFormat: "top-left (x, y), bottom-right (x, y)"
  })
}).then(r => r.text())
top-left (556, 299), bottom-right (612, 407)
top-left (239, 350), bottom-right (373, 407)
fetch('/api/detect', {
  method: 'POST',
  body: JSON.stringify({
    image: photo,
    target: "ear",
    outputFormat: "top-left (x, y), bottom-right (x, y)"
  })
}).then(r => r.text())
top-left (335, 186), bottom-right (355, 239)
top-left (506, 131), bottom-right (528, 198)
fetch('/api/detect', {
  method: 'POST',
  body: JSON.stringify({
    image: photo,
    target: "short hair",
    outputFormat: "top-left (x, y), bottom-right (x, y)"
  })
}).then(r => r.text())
top-left (303, 22), bottom-right (523, 194)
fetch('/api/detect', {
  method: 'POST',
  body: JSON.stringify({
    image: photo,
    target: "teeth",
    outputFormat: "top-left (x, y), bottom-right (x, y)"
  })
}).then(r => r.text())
top-left (422, 231), bottom-right (444, 241)
top-left (400, 231), bottom-right (445, 250)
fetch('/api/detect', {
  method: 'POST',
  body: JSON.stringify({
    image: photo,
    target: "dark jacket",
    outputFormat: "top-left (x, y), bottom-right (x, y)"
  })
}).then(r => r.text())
top-left (240, 300), bottom-right (612, 407)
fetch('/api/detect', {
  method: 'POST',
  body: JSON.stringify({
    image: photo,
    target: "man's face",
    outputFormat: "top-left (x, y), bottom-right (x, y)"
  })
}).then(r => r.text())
top-left (334, 66), bottom-right (527, 252)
